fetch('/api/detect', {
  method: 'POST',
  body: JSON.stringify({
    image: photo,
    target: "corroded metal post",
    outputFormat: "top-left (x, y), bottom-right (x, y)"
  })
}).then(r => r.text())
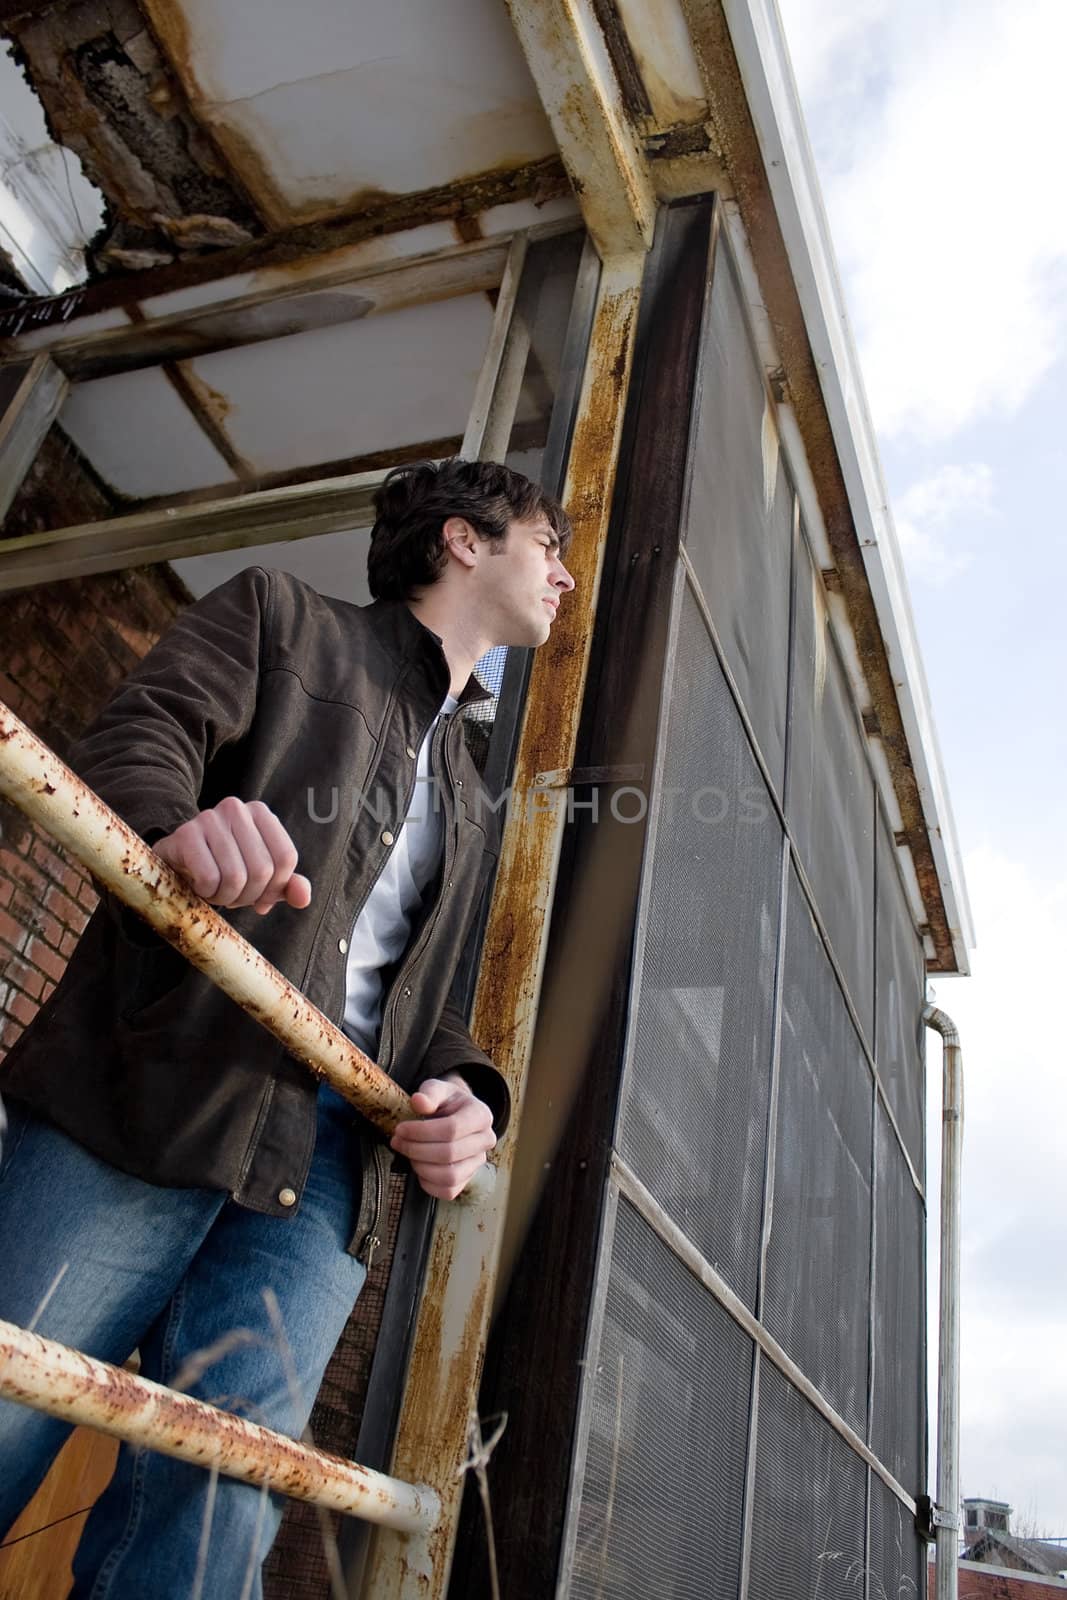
top-left (360, 251), bottom-right (647, 1598)
top-left (0, 1319), bottom-right (439, 1533)
top-left (0, 701), bottom-right (410, 1136)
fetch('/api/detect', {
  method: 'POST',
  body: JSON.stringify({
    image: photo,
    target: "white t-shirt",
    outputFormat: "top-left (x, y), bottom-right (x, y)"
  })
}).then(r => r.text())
top-left (341, 694), bottom-right (459, 1059)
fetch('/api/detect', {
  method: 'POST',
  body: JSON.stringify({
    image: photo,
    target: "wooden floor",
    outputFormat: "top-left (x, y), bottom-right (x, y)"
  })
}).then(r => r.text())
top-left (0, 1429), bottom-right (118, 1600)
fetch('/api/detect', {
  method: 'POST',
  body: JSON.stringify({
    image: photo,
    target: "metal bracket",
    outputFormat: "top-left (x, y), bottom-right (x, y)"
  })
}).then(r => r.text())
top-left (532, 763), bottom-right (645, 789)
top-left (916, 1494), bottom-right (959, 1543)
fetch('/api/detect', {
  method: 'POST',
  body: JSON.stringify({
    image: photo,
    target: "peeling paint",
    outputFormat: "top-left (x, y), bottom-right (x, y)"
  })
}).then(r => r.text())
top-left (0, 699), bottom-right (414, 1131)
top-left (364, 255), bottom-right (646, 1598)
top-left (0, 1318), bottom-right (440, 1531)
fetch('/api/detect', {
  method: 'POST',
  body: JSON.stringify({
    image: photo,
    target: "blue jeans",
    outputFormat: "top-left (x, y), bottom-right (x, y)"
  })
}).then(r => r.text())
top-left (0, 1096), bottom-right (368, 1598)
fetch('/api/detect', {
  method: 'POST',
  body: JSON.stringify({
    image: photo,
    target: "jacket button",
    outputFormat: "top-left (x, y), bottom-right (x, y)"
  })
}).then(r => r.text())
top-left (381, 830), bottom-right (395, 847)
top-left (405, 744), bottom-right (417, 759)
top-left (338, 937), bottom-right (348, 953)
top-left (403, 986), bottom-right (412, 998)
top-left (278, 1187), bottom-right (297, 1207)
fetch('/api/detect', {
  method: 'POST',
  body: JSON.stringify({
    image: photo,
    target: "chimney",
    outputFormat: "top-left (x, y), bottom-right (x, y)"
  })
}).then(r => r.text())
top-left (963, 1498), bottom-right (1013, 1538)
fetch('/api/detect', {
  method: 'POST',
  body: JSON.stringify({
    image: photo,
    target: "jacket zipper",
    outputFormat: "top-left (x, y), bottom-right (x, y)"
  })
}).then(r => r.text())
top-left (357, 1142), bottom-right (388, 1267)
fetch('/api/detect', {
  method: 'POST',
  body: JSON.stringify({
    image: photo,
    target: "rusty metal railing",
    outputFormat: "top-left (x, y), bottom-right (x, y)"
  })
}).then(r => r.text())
top-left (0, 1319), bottom-right (439, 1533)
top-left (0, 695), bottom-right (489, 1547)
top-left (0, 697), bottom-right (415, 1136)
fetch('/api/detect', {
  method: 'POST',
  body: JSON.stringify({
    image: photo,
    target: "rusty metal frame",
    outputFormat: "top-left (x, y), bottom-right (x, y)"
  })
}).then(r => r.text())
top-left (0, 1320), bottom-right (439, 1535)
top-left (337, 227), bottom-right (597, 1592)
top-left (0, 236), bottom-right (518, 381)
top-left (358, 250), bottom-right (646, 1599)
top-left (0, 465), bottom-right (389, 594)
top-left (0, 699), bottom-right (412, 1137)
top-left (505, 0), bottom-right (656, 258)
top-left (0, 353), bottom-right (68, 523)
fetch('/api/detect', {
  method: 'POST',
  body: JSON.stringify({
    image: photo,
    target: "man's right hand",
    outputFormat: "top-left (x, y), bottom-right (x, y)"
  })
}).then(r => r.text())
top-left (154, 797), bottom-right (312, 914)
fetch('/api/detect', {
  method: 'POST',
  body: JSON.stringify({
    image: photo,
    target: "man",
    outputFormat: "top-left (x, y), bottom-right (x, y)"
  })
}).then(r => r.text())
top-left (0, 457), bottom-right (574, 1596)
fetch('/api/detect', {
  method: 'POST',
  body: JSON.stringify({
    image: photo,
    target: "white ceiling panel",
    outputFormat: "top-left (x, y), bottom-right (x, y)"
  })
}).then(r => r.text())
top-left (59, 369), bottom-right (237, 497)
top-left (175, 526), bottom-right (373, 605)
top-left (183, 293), bottom-right (495, 474)
top-left (145, 0), bottom-right (556, 224)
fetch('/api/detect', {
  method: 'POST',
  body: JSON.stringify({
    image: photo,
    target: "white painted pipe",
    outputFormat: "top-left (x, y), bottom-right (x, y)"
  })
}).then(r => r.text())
top-left (924, 1002), bottom-right (963, 1600)
top-left (0, 1319), bottom-right (439, 1533)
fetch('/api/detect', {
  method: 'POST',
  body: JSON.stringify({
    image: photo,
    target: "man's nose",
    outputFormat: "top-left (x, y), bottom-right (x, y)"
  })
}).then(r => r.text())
top-left (553, 560), bottom-right (576, 592)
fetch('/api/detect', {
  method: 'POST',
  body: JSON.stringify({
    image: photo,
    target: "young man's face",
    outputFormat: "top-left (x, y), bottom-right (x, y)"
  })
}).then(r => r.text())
top-left (477, 514), bottom-right (576, 648)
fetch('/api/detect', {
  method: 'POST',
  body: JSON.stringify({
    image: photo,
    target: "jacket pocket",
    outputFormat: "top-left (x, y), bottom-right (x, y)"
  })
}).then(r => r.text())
top-left (349, 1128), bottom-right (388, 1264)
top-left (119, 939), bottom-right (190, 1029)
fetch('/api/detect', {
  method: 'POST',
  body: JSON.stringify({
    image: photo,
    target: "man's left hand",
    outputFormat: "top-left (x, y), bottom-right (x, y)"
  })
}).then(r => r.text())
top-left (390, 1073), bottom-right (497, 1200)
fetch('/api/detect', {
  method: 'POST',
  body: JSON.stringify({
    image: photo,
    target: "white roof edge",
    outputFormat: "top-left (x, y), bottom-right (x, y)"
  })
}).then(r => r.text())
top-left (719, 0), bottom-right (974, 970)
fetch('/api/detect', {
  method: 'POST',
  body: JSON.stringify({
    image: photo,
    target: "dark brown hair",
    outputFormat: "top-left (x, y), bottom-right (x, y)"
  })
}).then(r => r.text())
top-left (367, 458), bottom-right (571, 602)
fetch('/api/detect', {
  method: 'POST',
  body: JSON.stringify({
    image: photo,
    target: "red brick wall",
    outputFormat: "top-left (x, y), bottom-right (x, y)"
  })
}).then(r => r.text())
top-left (931, 1564), bottom-right (1067, 1598)
top-left (0, 567), bottom-right (189, 1058)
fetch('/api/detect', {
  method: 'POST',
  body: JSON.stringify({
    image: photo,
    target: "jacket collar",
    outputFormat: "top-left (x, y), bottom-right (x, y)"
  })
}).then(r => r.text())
top-left (362, 599), bottom-right (493, 710)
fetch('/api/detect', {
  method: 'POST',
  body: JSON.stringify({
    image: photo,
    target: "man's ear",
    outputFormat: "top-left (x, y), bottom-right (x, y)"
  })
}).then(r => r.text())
top-left (442, 515), bottom-right (479, 569)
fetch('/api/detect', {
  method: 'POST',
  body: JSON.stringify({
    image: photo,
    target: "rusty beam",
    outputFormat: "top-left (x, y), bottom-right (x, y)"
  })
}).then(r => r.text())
top-left (2, 238), bottom-right (512, 382)
top-left (0, 464), bottom-right (387, 593)
top-left (0, 354), bottom-right (68, 523)
top-left (0, 1319), bottom-right (439, 1533)
top-left (0, 698), bottom-right (411, 1136)
top-left (0, 158), bottom-right (572, 340)
top-left (505, 0), bottom-right (656, 257)
top-left (360, 252), bottom-right (646, 1599)
top-left (678, 0), bottom-right (962, 971)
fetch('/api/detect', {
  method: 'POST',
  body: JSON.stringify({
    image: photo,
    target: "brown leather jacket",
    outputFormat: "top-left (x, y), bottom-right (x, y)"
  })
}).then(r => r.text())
top-left (1, 568), bottom-right (508, 1247)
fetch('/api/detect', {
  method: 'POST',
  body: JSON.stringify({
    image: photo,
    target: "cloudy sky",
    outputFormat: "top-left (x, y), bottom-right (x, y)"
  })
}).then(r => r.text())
top-left (775, 0), bottom-right (1067, 1536)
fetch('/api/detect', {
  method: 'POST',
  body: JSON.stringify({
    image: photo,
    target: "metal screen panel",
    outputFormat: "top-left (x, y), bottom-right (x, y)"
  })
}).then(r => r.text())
top-left (682, 244), bottom-right (793, 797)
top-left (748, 1360), bottom-right (868, 1600)
top-left (617, 574), bottom-right (781, 1310)
top-left (568, 1196), bottom-right (753, 1600)
top-left (763, 871), bottom-right (873, 1438)
top-left (868, 1469), bottom-right (925, 1600)
top-left (787, 533), bottom-right (876, 1041)
top-left (870, 1107), bottom-right (926, 1490)
top-left (875, 824), bottom-right (926, 1183)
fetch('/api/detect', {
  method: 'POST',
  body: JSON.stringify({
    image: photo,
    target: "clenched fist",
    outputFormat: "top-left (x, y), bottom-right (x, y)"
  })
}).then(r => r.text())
top-left (154, 797), bottom-right (311, 915)
top-left (390, 1073), bottom-right (497, 1200)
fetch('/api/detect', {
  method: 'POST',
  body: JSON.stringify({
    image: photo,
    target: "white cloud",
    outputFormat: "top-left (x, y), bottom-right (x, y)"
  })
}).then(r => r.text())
top-left (894, 461), bottom-right (993, 584)
top-left (779, 0), bottom-right (1067, 440)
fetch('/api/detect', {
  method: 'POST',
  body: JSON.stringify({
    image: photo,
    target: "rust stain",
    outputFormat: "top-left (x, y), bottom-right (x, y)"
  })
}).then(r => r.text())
top-left (368, 267), bottom-right (644, 1593)
top-left (0, 1322), bottom-right (429, 1523)
top-left (0, 699), bottom-right (411, 1131)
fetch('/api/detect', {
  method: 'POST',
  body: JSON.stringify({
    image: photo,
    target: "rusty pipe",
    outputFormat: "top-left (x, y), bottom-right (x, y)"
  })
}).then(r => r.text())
top-left (0, 699), bottom-right (404, 1136)
top-left (0, 1318), bottom-right (439, 1533)
top-left (923, 1002), bottom-right (963, 1600)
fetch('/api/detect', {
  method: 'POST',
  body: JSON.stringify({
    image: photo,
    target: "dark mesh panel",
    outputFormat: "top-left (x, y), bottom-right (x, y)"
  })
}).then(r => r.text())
top-left (683, 244), bottom-right (794, 796)
top-left (763, 873), bottom-right (872, 1436)
top-left (875, 824), bottom-right (926, 1183)
top-left (617, 577), bottom-right (781, 1309)
top-left (748, 1360), bottom-right (868, 1600)
top-left (569, 1197), bottom-right (752, 1599)
top-left (868, 1469), bottom-right (925, 1600)
top-left (787, 534), bottom-right (876, 1041)
top-left (870, 1107), bottom-right (926, 1489)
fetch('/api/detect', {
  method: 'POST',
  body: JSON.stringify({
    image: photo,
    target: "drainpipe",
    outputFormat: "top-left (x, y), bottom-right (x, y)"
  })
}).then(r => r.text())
top-left (924, 1002), bottom-right (964, 1600)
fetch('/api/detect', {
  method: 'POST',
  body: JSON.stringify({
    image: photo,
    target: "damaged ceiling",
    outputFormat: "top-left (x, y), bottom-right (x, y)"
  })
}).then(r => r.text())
top-left (0, 0), bottom-right (972, 970)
